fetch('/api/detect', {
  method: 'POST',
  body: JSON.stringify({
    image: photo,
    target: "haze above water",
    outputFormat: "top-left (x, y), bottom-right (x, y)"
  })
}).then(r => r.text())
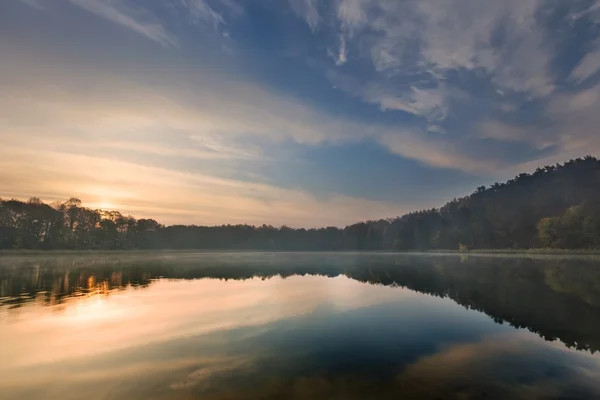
top-left (1, 252), bottom-right (600, 400)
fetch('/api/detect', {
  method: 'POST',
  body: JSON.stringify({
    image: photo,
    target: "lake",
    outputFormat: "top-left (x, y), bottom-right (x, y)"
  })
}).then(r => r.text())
top-left (1, 252), bottom-right (600, 399)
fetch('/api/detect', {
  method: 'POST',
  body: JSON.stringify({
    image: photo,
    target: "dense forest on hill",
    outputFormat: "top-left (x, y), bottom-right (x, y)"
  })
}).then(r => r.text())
top-left (1, 156), bottom-right (600, 250)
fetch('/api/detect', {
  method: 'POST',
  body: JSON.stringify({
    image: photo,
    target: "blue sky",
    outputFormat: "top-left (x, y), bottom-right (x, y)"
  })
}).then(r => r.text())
top-left (2, 0), bottom-right (600, 226)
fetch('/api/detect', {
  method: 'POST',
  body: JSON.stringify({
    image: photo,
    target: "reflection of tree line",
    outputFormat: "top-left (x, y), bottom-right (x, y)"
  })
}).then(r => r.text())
top-left (1, 256), bottom-right (600, 352)
top-left (0, 259), bottom-right (156, 308)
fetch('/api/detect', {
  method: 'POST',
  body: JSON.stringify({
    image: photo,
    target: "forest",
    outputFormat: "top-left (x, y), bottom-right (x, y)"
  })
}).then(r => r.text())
top-left (1, 156), bottom-right (600, 250)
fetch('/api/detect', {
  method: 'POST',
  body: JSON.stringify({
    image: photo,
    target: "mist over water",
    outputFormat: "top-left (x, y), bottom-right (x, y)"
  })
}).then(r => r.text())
top-left (2, 252), bottom-right (600, 399)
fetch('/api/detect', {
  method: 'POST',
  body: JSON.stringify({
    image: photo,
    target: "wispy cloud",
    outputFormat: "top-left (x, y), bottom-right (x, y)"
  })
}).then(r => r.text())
top-left (181, 0), bottom-right (224, 28)
top-left (477, 79), bottom-right (600, 177)
top-left (378, 131), bottom-right (495, 173)
top-left (336, 0), bottom-right (366, 33)
top-left (570, 39), bottom-right (600, 82)
top-left (180, 0), bottom-right (244, 27)
top-left (326, 69), bottom-right (450, 124)
top-left (289, 0), bottom-right (321, 32)
top-left (69, 0), bottom-right (179, 47)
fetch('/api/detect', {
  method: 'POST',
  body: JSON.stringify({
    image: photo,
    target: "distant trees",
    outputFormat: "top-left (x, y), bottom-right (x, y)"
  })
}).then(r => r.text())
top-left (0, 197), bottom-right (163, 250)
top-left (1, 156), bottom-right (600, 250)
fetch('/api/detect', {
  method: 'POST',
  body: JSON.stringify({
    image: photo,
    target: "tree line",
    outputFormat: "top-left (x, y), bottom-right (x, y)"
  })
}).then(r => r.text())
top-left (2, 156), bottom-right (600, 250)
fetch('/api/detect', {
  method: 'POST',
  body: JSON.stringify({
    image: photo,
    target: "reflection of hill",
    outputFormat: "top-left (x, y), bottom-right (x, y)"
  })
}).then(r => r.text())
top-left (1, 254), bottom-right (600, 352)
top-left (344, 257), bottom-right (600, 353)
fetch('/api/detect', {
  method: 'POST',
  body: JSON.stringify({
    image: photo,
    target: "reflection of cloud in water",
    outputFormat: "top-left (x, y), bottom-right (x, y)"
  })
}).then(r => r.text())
top-left (170, 357), bottom-right (254, 390)
top-left (396, 332), bottom-right (600, 399)
top-left (154, 333), bottom-right (600, 400)
top-left (0, 275), bottom-right (412, 370)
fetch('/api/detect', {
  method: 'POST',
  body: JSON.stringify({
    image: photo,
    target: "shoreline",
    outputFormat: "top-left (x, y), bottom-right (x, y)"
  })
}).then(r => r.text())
top-left (2, 248), bottom-right (600, 256)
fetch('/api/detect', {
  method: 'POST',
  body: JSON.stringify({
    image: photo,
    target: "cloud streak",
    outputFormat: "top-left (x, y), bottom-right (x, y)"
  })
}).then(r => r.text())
top-left (181, 0), bottom-right (230, 28)
top-left (69, 0), bottom-right (179, 47)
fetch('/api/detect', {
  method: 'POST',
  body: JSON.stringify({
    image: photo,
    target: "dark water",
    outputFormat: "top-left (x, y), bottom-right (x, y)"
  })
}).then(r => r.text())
top-left (2, 252), bottom-right (600, 400)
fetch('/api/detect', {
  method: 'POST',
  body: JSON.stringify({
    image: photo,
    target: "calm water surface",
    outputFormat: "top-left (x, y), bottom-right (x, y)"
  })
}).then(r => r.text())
top-left (1, 252), bottom-right (600, 399)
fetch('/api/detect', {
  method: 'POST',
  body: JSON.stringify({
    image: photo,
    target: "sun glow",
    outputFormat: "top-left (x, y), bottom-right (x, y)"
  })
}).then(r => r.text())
top-left (78, 185), bottom-right (136, 212)
top-left (97, 200), bottom-right (115, 210)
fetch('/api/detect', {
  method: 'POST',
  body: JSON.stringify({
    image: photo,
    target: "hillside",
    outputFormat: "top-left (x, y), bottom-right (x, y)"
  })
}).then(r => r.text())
top-left (1, 156), bottom-right (600, 250)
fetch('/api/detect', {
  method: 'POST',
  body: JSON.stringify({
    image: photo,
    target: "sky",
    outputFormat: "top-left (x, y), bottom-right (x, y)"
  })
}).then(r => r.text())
top-left (2, 0), bottom-right (600, 227)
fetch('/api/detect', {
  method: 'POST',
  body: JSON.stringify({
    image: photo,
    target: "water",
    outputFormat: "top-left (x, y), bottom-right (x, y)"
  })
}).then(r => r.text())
top-left (1, 252), bottom-right (600, 399)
